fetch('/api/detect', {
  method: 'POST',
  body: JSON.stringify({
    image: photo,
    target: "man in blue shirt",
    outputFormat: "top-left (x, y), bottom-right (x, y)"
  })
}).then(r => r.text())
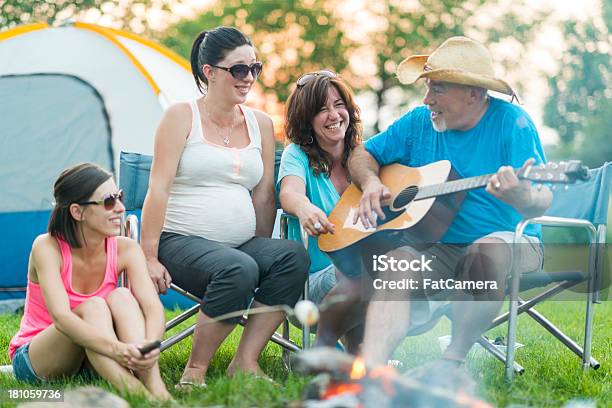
top-left (349, 37), bottom-right (552, 374)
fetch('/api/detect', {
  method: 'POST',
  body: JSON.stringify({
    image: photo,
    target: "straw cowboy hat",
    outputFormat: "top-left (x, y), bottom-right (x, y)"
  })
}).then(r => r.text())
top-left (397, 36), bottom-right (516, 97)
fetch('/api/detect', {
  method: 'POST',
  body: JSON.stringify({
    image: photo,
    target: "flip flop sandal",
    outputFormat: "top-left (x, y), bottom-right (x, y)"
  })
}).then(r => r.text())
top-left (174, 380), bottom-right (208, 392)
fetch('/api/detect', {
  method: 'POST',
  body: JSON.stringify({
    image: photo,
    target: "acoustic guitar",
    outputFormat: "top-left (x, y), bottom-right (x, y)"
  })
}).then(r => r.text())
top-left (317, 160), bottom-right (589, 276)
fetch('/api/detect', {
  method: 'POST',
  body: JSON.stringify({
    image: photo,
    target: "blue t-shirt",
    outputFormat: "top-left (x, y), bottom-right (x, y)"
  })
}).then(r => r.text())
top-left (365, 96), bottom-right (546, 244)
top-left (277, 143), bottom-right (339, 274)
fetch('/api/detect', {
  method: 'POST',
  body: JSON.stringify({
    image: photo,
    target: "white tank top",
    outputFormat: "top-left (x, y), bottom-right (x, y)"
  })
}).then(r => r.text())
top-left (162, 101), bottom-right (264, 247)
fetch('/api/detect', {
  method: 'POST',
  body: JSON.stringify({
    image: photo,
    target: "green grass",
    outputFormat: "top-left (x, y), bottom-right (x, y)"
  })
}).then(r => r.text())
top-left (0, 301), bottom-right (609, 407)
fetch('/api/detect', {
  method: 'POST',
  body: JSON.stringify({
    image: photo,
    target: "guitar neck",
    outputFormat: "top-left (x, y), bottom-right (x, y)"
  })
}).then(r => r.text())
top-left (414, 173), bottom-right (495, 201)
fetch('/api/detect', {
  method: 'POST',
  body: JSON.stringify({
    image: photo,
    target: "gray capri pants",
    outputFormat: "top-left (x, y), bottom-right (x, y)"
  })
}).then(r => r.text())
top-left (159, 232), bottom-right (309, 324)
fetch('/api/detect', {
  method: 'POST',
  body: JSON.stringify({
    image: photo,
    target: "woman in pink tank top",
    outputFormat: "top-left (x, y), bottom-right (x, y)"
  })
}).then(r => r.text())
top-left (9, 163), bottom-right (170, 401)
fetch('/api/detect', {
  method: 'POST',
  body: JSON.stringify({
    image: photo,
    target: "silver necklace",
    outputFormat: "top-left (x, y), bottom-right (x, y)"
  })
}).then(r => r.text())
top-left (205, 103), bottom-right (237, 146)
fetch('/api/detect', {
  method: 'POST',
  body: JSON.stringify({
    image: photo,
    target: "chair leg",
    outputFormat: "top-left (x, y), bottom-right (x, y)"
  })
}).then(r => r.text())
top-left (583, 240), bottom-right (598, 370)
top-left (490, 281), bottom-right (576, 329)
top-left (270, 331), bottom-right (301, 353)
top-left (161, 325), bottom-right (196, 352)
top-left (160, 294), bottom-right (301, 355)
top-left (583, 291), bottom-right (595, 370)
top-left (165, 304), bottom-right (200, 331)
top-left (505, 243), bottom-right (521, 380)
top-left (161, 321), bottom-right (300, 354)
top-left (302, 275), bottom-right (311, 350)
top-left (524, 305), bottom-right (599, 369)
top-left (282, 319), bottom-right (292, 371)
top-left (477, 337), bottom-right (524, 375)
top-left (505, 297), bottom-right (519, 380)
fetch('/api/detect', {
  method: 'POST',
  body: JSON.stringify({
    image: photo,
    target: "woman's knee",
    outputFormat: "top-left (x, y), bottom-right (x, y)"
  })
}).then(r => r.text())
top-left (201, 257), bottom-right (259, 319)
top-left (106, 287), bottom-right (138, 309)
top-left (222, 256), bottom-right (259, 296)
top-left (74, 296), bottom-right (111, 320)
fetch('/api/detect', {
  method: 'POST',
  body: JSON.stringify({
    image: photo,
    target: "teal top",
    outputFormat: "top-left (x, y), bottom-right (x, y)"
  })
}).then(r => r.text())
top-left (277, 143), bottom-right (339, 274)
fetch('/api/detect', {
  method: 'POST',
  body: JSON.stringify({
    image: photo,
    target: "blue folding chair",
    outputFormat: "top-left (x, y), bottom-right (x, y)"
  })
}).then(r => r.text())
top-left (396, 162), bottom-right (610, 377)
top-left (277, 159), bottom-right (610, 377)
top-left (118, 151), bottom-right (302, 355)
top-left (502, 161), bottom-right (611, 378)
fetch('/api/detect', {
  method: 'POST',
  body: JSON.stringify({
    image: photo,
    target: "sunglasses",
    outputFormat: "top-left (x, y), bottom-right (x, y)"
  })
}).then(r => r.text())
top-left (210, 62), bottom-right (263, 80)
top-left (77, 190), bottom-right (124, 211)
top-left (296, 70), bottom-right (337, 88)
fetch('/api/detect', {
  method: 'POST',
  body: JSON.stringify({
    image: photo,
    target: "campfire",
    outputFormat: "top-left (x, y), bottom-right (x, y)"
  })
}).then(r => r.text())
top-left (291, 348), bottom-right (493, 408)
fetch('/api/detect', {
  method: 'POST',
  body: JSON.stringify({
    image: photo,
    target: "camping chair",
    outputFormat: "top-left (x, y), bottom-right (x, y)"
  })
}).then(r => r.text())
top-left (119, 151), bottom-right (301, 355)
top-left (396, 162), bottom-right (610, 377)
top-left (501, 161), bottom-right (611, 379)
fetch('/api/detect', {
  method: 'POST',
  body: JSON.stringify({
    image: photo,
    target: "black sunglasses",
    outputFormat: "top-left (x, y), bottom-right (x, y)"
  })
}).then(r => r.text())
top-left (210, 62), bottom-right (263, 80)
top-left (296, 70), bottom-right (337, 88)
top-left (77, 190), bottom-right (123, 211)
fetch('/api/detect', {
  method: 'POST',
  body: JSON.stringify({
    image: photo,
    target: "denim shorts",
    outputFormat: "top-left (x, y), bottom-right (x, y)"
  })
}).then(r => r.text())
top-left (12, 342), bottom-right (97, 384)
top-left (12, 342), bottom-right (44, 384)
top-left (307, 264), bottom-right (337, 305)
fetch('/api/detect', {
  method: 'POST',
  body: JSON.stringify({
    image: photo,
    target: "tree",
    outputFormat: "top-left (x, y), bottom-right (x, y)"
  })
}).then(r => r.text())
top-left (342, 0), bottom-right (549, 133)
top-left (543, 12), bottom-right (611, 168)
top-left (358, 0), bottom-right (473, 133)
top-left (161, 0), bottom-right (350, 103)
top-left (0, 0), bottom-right (169, 37)
top-left (1, 0), bottom-right (99, 28)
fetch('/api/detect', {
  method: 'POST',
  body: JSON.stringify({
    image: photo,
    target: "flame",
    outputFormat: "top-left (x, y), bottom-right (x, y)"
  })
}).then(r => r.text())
top-left (350, 357), bottom-right (367, 380)
top-left (322, 382), bottom-right (363, 400)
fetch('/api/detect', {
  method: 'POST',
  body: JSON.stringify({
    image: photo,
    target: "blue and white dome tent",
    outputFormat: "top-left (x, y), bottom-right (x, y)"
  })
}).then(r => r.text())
top-left (0, 22), bottom-right (199, 304)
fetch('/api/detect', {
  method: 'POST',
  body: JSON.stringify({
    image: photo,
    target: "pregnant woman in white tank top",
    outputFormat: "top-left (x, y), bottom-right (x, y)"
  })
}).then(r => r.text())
top-left (140, 27), bottom-right (308, 390)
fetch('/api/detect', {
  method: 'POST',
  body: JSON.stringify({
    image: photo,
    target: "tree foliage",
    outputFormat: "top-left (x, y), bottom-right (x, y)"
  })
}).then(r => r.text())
top-left (358, 0), bottom-right (475, 132)
top-left (543, 10), bottom-right (611, 168)
top-left (161, 0), bottom-right (350, 103)
top-left (341, 0), bottom-right (548, 132)
top-left (0, 0), bottom-right (168, 37)
top-left (160, 0), bottom-right (550, 132)
top-left (1, 0), bottom-right (101, 28)
top-left (6, 0), bottom-right (604, 161)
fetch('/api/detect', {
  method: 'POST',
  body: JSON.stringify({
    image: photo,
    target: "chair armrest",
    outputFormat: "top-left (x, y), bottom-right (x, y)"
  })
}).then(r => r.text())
top-left (119, 214), bottom-right (139, 288)
top-left (279, 212), bottom-right (308, 250)
top-left (124, 214), bottom-right (140, 241)
top-left (514, 216), bottom-right (601, 302)
top-left (515, 216), bottom-right (597, 242)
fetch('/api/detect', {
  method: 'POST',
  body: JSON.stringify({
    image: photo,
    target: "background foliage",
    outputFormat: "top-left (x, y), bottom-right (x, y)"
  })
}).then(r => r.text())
top-left (161, 0), bottom-right (349, 103)
top-left (1, 0), bottom-right (609, 167)
top-left (543, 5), bottom-right (611, 168)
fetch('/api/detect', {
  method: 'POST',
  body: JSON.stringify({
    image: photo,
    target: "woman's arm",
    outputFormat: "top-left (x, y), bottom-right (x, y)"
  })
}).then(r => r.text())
top-left (140, 103), bottom-right (191, 293)
top-left (251, 110), bottom-right (277, 237)
top-left (32, 236), bottom-right (127, 359)
top-left (117, 237), bottom-right (165, 341)
top-left (280, 176), bottom-right (335, 236)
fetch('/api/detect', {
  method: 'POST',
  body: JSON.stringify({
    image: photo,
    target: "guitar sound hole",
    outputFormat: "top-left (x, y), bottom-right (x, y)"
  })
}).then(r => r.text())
top-left (393, 185), bottom-right (418, 209)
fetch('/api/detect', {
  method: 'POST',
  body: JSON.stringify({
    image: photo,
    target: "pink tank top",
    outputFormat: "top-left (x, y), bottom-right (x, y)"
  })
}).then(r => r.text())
top-left (8, 236), bottom-right (119, 360)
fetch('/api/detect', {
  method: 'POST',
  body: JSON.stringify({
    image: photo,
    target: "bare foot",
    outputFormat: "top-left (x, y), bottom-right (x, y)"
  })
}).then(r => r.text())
top-left (227, 360), bottom-right (263, 377)
top-left (134, 369), bottom-right (172, 401)
top-left (227, 361), bottom-right (278, 385)
top-left (153, 389), bottom-right (174, 402)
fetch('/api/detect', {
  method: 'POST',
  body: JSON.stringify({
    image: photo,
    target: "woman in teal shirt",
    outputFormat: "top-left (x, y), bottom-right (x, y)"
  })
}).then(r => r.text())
top-left (278, 71), bottom-right (364, 353)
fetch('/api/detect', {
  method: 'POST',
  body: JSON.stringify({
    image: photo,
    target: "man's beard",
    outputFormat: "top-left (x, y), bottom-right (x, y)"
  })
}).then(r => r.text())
top-left (431, 117), bottom-right (447, 132)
